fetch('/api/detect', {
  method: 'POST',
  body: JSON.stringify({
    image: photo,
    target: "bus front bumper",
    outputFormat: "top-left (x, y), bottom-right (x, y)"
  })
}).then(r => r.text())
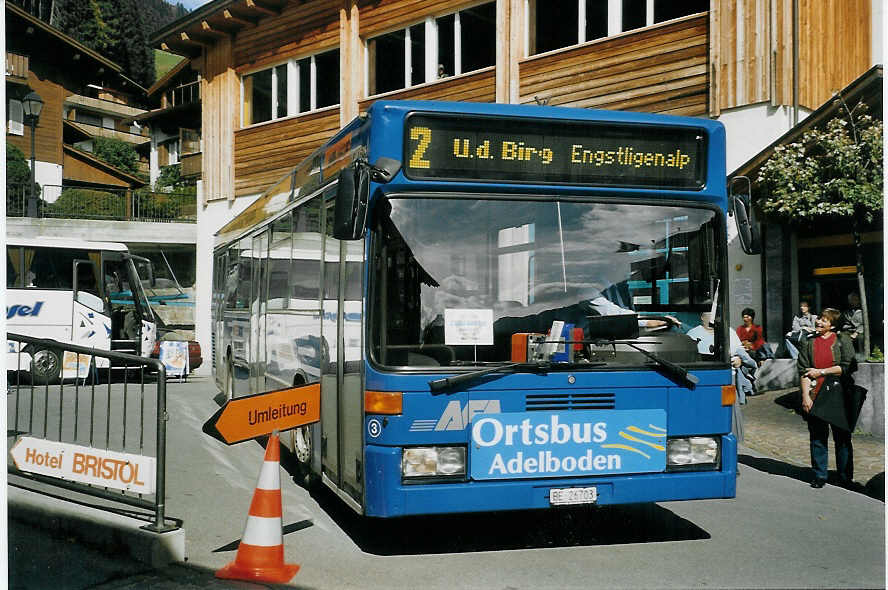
top-left (363, 435), bottom-right (737, 517)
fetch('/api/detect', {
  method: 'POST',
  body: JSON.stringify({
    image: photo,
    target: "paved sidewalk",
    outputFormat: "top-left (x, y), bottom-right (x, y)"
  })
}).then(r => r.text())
top-left (740, 386), bottom-right (885, 498)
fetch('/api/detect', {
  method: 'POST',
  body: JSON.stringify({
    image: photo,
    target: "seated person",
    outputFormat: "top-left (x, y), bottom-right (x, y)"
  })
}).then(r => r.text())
top-left (688, 312), bottom-right (756, 401)
top-left (736, 307), bottom-right (772, 364)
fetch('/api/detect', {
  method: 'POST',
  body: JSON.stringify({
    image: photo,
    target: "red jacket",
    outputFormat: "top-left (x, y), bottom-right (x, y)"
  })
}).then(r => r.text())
top-left (736, 324), bottom-right (765, 351)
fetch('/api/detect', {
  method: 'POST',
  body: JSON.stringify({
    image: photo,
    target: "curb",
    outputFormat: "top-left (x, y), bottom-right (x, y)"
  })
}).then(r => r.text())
top-left (7, 485), bottom-right (186, 568)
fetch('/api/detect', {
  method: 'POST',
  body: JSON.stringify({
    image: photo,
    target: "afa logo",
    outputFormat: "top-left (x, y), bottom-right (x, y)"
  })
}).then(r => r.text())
top-left (7, 302), bottom-right (44, 319)
top-left (409, 399), bottom-right (502, 432)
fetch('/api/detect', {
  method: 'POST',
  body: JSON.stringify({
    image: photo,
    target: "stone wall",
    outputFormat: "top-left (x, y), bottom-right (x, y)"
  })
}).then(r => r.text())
top-left (755, 358), bottom-right (884, 440)
top-left (855, 362), bottom-right (885, 439)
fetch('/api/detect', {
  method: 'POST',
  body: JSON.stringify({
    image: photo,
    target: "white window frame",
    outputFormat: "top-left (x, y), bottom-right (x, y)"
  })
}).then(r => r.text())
top-left (526, 0), bottom-right (690, 56)
top-left (8, 99), bottom-right (24, 136)
top-left (364, 2), bottom-right (495, 97)
top-left (240, 49), bottom-right (339, 128)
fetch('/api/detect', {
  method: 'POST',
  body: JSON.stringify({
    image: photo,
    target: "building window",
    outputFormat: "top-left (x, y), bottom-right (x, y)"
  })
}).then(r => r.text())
top-left (241, 49), bottom-right (340, 127)
top-left (528, 0), bottom-right (707, 56)
top-left (366, 1), bottom-right (496, 96)
top-left (8, 99), bottom-right (24, 136)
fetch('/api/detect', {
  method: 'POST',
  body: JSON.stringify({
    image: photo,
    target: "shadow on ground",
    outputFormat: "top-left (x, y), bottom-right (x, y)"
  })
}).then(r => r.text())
top-left (276, 451), bottom-right (711, 556)
top-left (739, 454), bottom-right (884, 501)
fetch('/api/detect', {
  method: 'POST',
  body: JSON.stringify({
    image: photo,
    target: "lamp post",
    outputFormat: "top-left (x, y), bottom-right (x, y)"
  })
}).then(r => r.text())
top-left (22, 91), bottom-right (44, 217)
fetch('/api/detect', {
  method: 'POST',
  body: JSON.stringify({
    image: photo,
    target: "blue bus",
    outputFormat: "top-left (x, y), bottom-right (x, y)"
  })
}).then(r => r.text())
top-left (212, 100), bottom-right (760, 517)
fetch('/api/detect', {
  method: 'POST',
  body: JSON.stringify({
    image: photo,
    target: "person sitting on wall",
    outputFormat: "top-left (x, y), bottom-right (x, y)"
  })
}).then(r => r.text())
top-left (736, 307), bottom-right (772, 365)
top-left (785, 299), bottom-right (818, 359)
top-left (844, 292), bottom-right (865, 358)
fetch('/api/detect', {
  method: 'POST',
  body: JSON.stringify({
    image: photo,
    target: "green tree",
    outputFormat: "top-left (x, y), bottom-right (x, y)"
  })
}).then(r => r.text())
top-left (6, 143), bottom-right (41, 215)
top-left (53, 0), bottom-right (113, 55)
top-left (6, 143), bottom-right (35, 186)
top-left (92, 137), bottom-right (140, 177)
top-left (757, 101), bottom-right (883, 357)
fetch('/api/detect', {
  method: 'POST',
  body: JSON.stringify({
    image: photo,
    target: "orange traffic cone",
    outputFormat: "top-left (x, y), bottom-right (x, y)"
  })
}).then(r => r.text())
top-left (216, 431), bottom-right (300, 583)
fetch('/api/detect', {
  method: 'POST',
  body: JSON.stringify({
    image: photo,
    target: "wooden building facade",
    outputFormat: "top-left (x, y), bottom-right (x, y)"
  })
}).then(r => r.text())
top-left (152, 0), bottom-right (873, 206)
top-left (6, 3), bottom-right (148, 192)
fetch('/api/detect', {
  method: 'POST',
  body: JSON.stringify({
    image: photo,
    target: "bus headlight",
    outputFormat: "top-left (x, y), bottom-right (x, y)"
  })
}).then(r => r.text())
top-left (666, 437), bottom-right (719, 470)
top-left (402, 446), bottom-right (466, 479)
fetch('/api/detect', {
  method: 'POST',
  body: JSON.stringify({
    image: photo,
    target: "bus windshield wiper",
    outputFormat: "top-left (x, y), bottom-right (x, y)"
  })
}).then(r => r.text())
top-left (428, 360), bottom-right (606, 393)
top-left (606, 340), bottom-right (699, 389)
top-left (428, 362), bottom-right (549, 393)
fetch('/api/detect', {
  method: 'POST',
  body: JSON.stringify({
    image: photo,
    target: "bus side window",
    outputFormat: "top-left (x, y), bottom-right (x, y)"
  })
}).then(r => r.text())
top-left (7, 246), bottom-right (22, 288)
top-left (75, 260), bottom-right (106, 314)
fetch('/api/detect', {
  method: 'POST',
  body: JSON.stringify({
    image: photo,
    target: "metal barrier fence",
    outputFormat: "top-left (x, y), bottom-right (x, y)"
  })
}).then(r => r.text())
top-left (6, 184), bottom-right (197, 223)
top-left (6, 333), bottom-right (175, 532)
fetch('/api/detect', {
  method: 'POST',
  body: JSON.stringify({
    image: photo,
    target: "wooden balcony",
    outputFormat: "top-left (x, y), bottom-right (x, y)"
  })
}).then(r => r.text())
top-left (6, 52), bottom-right (28, 82)
top-left (181, 152), bottom-right (202, 179)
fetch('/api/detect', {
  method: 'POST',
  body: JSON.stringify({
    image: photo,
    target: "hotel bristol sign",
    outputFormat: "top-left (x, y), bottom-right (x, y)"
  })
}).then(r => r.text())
top-left (10, 437), bottom-right (155, 494)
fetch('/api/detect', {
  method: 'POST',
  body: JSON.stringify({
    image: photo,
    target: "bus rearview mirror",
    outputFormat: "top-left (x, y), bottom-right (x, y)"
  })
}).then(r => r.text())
top-left (731, 194), bottom-right (761, 255)
top-left (333, 162), bottom-right (370, 240)
top-left (729, 176), bottom-right (761, 255)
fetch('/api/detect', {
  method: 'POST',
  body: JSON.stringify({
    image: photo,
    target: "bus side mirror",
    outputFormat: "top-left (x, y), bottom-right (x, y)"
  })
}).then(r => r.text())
top-left (333, 161), bottom-right (370, 240)
top-left (729, 177), bottom-right (761, 255)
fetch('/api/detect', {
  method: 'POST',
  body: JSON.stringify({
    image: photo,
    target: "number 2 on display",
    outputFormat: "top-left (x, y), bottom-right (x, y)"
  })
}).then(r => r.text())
top-left (409, 126), bottom-right (431, 169)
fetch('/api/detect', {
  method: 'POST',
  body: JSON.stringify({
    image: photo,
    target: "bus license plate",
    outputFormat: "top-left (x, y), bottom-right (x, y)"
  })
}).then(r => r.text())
top-left (550, 486), bottom-right (598, 506)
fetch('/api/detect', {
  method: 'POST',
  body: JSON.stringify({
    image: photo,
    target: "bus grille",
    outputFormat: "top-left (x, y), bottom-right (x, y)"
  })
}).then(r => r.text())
top-left (524, 392), bottom-right (616, 411)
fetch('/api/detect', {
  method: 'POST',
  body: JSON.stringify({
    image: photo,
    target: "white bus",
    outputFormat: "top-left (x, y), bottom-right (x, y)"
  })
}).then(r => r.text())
top-left (6, 237), bottom-right (158, 383)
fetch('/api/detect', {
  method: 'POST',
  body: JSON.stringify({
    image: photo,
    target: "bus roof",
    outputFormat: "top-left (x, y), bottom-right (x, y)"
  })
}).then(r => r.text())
top-left (6, 236), bottom-right (130, 252)
top-left (366, 100), bottom-right (725, 131)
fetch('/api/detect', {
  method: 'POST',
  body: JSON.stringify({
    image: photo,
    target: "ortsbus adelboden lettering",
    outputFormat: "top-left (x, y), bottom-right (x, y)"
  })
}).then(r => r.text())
top-left (472, 415), bottom-right (622, 475)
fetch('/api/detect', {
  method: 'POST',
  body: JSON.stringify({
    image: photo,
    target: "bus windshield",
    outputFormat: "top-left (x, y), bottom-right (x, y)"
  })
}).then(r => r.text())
top-left (371, 197), bottom-right (726, 369)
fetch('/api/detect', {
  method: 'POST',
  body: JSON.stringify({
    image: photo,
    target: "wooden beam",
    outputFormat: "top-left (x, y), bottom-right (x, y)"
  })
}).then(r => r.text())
top-left (201, 21), bottom-right (229, 38)
top-left (223, 9), bottom-right (255, 28)
top-left (161, 40), bottom-right (203, 58)
top-left (244, 0), bottom-right (280, 17)
top-left (180, 31), bottom-right (215, 48)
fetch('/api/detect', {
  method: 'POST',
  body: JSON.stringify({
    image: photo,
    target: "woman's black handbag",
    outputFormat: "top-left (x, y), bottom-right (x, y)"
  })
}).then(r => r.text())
top-left (810, 376), bottom-right (868, 431)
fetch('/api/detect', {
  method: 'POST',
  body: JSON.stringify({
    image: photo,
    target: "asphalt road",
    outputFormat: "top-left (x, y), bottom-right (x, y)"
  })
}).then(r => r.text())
top-left (8, 376), bottom-right (886, 589)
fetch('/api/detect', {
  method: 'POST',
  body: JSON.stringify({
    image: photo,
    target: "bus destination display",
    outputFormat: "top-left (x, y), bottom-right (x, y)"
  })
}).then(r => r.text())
top-left (404, 114), bottom-right (706, 188)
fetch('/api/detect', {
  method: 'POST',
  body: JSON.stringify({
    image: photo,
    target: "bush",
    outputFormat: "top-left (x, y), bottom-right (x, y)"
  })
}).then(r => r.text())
top-left (45, 188), bottom-right (125, 219)
top-left (157, 164), bottom-right (182, 189)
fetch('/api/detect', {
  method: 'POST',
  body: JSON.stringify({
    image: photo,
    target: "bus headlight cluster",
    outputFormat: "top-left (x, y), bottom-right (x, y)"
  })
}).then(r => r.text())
top-left (666, 437), bottom-right (719, 469)
top-left (402, 446), bottom-right (466, 479)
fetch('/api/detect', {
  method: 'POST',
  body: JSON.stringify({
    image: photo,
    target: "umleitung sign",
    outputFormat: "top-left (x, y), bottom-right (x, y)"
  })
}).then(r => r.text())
top-left (9, 437), bottom-right (156, 494)
top-left (203, 383), bottom-right (320, 445)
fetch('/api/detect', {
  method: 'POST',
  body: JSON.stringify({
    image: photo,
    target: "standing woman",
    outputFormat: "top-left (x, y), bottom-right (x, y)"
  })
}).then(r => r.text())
top-left (797, 308), bottom-right (857, 488)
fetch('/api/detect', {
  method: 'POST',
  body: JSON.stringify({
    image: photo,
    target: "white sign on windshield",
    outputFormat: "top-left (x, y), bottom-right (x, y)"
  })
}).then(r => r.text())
top-left (444, 309), bottom-right (494, 346)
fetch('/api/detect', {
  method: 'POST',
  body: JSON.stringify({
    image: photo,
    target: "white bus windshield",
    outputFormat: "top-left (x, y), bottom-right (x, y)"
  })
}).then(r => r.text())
top-left (370, 197), bottom-right (726, 368)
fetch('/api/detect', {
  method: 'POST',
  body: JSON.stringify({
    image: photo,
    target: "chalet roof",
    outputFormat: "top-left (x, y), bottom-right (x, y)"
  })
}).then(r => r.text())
top-left (731, 65), bottom-right (883, 183)
top-left (6, 3), bottom-right (147, 94)
top-left (63, 145), bottom-right (148, 188)
top-left (150, 0), bottom-right (287, 57)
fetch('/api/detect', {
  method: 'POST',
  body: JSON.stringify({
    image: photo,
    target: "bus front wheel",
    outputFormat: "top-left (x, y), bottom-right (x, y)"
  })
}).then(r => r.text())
top-left (31, 347), bottom-right (61, 385)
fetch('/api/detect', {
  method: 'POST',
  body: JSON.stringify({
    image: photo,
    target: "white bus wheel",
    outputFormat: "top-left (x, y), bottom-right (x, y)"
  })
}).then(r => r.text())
top-left (294, 425), bottom-right (312, 464)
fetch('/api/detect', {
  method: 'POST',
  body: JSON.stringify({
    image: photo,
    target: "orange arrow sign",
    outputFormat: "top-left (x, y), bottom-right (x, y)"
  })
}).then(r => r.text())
top-left (203, 383), bottom-right (320, 445)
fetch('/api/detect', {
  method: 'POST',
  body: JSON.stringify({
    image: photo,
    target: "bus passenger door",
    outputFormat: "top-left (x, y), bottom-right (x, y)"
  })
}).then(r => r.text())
top-left (320, 200), bottom-right (365, 507)
top-left (321, 228), bottom-right (340, 487)
top-left (251, 230), bottom-right (269, 394)
top-left (73, 259), bottom-right (111, 358)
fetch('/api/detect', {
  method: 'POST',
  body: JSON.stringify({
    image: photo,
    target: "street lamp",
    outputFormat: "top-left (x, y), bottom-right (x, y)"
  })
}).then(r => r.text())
top-left (22, 91), bottom-right (44, 217)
